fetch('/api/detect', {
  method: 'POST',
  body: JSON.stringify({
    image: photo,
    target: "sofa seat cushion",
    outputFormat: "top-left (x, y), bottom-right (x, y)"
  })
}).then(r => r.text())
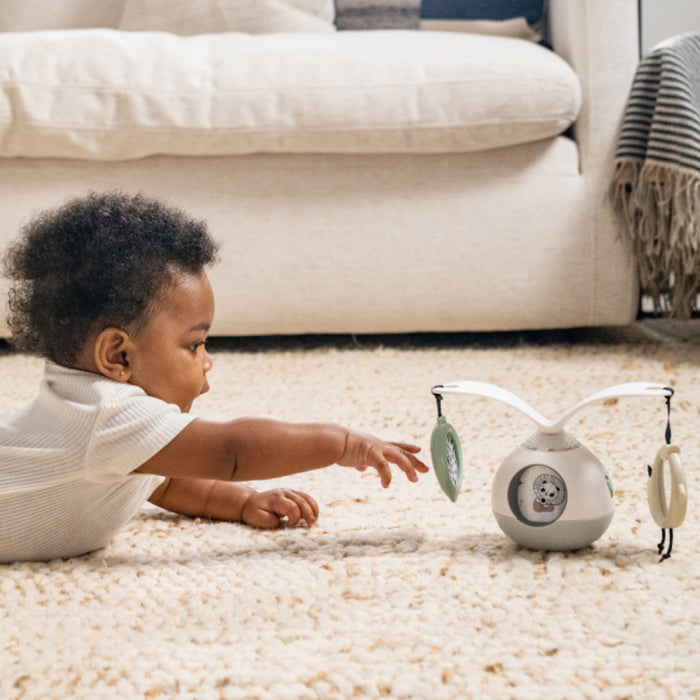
top-left (0, 28), bottom-right (581, 160)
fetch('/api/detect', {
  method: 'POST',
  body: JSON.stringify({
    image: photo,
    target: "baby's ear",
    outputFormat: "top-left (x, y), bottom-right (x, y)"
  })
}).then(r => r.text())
top-left (93, 328), bottom-right (131, 382)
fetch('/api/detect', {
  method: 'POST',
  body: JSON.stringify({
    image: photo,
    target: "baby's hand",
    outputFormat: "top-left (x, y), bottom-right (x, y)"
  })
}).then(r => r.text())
top-left (241, 489), bottom-right (319, 529)
top-left (338, 429), bottom-right (430, 488)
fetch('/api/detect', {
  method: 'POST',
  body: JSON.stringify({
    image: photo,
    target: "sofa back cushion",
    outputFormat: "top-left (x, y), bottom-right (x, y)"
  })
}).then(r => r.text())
top-left (0, 0), bottom-right (335, 33)
top-left (118, 0), bottom-right (335, 34)
top-left (0, 29), bottom-right (579, 161)
top-left (1, 2), bottom-right (543, 40)
top-left (0, 0), bottom-right (125, 31)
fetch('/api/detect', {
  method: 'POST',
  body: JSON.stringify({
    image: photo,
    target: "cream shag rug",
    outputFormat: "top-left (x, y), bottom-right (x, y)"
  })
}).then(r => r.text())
top-left (1, 322), bottom-right (699, 700)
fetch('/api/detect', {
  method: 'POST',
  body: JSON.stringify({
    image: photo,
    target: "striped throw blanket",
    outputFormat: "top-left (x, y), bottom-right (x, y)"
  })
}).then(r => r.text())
top-left (611, 32), bottom-right (700, 317)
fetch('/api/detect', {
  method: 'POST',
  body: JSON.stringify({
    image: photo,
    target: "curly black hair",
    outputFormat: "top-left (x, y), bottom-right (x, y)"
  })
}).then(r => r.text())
top-left (3, 191), bottom-right (219, 366)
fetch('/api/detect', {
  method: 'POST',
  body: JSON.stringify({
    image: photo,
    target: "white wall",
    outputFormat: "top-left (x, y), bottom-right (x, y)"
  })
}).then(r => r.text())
top-left (641, 0), bottom-right (700, 54)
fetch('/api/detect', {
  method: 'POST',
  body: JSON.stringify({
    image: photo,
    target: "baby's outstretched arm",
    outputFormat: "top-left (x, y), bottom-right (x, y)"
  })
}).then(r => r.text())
top-left (136, 417), bottom-right (428, 487)
top-left (138, 418), bottom-right (426, 527)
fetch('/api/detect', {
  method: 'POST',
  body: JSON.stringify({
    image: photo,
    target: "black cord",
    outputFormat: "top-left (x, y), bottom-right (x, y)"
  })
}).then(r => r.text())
top-left (664, 387), bottom-right (674, 445)
top-left (659, 529), bottom-right (674, 562)
top-left (432, 386), bottom-right (444, 418)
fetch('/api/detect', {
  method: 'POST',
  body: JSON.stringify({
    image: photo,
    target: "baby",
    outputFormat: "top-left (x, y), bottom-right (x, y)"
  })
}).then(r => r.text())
top-left (0, 191), bottom-right (428, 562)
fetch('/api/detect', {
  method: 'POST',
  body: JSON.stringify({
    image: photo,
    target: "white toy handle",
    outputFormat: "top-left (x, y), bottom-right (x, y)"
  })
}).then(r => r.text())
top-left (648, 444), bottom-right (687, 529)
top-left (432, 381), bottom-right (673, 434)
top-left (548, 382), bottom-right (672, 433)
top-left (433, 381), bottom-right (550, 428)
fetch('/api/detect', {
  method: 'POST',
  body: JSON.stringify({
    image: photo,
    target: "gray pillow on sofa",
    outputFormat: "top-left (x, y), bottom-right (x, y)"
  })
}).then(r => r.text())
top-left (334, 0), bottom-right (421, 30)
top-left (335, 0), bottom-right (545, 40)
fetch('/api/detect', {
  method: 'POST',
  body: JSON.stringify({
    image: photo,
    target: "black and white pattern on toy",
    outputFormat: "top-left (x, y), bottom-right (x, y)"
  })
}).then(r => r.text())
top-left (533, 472), bottom-right (566, 507)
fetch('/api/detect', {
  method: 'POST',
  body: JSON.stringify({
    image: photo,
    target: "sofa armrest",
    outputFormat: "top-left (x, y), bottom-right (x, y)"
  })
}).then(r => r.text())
top-left (548, 0), bottom-right (638, 173)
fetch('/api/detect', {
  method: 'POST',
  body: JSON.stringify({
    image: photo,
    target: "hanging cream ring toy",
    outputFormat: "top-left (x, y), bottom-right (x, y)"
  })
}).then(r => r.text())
top-left (648, 444), bottom-right (687, 530)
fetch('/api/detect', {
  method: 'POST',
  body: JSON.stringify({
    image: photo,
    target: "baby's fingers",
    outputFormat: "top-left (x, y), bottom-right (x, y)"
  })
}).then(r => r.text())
top-left (371, 452), bottom-right (394, 489)
top-left (364, 445), bottom-right (430, 488)
top-left (383, 445), bottom-right (430, 484)
top-left (244, 489), bottom-right (319, 529)
top-left (274, 489), bottom-right (319, 527)
top-left (389, 442), bottom-right (423, 455)
top-left (389, 443), bottom-right (430, 473)
top-left (288, 490), bottom-right (320, 526)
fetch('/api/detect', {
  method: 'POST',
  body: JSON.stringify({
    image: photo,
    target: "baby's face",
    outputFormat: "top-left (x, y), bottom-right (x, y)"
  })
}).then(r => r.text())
top-left (127, 269), bottom-right (215, 412)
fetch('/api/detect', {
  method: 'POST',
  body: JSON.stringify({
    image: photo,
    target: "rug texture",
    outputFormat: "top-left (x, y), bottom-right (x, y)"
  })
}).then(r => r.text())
top-left (1, 322), bottom-right (699, 699)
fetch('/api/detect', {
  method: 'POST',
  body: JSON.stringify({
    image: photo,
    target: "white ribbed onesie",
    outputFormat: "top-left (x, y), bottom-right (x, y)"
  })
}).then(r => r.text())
top-left (0, 362), bottom-right (196, 562)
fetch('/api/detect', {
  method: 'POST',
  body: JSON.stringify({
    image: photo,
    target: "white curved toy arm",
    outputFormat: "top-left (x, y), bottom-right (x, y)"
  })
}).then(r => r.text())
top-left (432, 381), bottom-right (551, 429)
top-left (548, 382), bottom-right (673, 433)
top-left (432, 381), bottom-right (673, 434)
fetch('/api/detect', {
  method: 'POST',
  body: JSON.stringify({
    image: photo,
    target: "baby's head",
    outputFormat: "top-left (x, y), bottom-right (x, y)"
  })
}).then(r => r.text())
top-left (4, 192), bottom-right (219, 407)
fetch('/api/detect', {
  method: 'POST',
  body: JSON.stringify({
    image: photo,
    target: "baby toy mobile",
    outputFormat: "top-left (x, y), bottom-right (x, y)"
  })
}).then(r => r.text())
top-left (430, 382), bottom-right (687, 559)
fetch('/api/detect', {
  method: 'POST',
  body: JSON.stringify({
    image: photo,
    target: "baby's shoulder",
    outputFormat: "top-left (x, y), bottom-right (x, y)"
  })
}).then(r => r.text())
top-left (44, 361), bottom-right (145, 407)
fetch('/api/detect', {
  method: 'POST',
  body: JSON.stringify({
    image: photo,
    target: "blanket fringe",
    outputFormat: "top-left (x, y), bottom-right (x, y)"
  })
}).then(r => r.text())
top-left (611, 158), bottom-right (700, 318)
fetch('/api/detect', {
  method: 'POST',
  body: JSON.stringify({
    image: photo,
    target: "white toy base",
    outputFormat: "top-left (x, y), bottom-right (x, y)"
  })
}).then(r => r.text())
top-left (494, 511), bottom-right (615, 551)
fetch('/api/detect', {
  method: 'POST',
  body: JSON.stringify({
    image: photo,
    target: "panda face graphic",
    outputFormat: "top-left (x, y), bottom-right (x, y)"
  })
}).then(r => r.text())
top-left (510, 465), bottom-right (568, 525)
top-left (531, 472), bottom-right (567, 513)
top-left (534, 473), bottom-right (566, 506)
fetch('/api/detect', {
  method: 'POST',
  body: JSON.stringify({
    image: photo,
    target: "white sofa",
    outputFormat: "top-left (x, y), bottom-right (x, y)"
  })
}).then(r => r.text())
top-left (0, 0), bottom-right (640, 337)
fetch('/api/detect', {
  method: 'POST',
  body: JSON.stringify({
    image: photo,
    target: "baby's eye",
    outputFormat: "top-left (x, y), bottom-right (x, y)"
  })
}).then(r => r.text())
top-left (189, 340), bottom-right (206, 355)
